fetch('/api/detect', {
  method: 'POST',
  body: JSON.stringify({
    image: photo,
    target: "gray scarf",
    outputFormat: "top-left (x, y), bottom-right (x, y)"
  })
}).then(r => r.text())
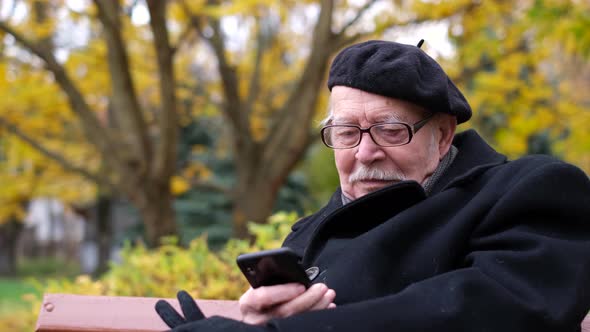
top-left (422, 145), bottom-right (458, 195)
top-left (341, 145), bottom-right (458, 205)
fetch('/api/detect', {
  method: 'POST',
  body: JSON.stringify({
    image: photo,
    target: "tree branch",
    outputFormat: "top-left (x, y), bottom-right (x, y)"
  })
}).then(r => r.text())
top-left (93, 0), bottom-right (152, 170)
top-left (146, 0), bottom-right (179, 179)
top-left (334, 1), bottom-right (482, 53)
top-left (210, 18), bottom-right (250, 136)
top-left (244, 19), bottom-right (267, 119)
top-left (261, 0), bottom-right (336, 176)
top-left (123, 0), bottom-right (141, 17)
top-left (453, 40), bottom-right (527, 87)
top-left (180, 0), bottom-right (250, 143)
top-left (0, 20), bottom-right (124, 171)
top-left (333, 31), bottom-right (370, 51)
top-left (333, 11), bottom-right (448, 54)
top-left (171, 22), bottom-right (198, 56)
top-left (335, 0), bottom-right (379, 36)
top-left (0, 117), bottom-right (113, 190)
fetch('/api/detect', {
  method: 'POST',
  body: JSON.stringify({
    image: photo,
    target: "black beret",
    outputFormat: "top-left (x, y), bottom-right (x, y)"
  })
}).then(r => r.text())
top-left (327, 40), bottom-right (472, 124)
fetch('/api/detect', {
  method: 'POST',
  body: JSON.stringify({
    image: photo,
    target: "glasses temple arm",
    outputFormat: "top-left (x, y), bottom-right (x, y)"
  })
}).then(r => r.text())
top-left (412, 113), bottom-right (435, 133)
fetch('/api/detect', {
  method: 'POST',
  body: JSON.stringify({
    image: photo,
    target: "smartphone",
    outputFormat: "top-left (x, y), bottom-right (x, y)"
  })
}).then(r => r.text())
top-left (236, 247), bottom-right (311, 289)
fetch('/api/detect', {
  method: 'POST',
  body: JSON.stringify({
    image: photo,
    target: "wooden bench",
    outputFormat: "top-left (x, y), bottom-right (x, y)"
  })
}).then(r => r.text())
top-left (36, 293), bottom-right (590, 332)
top-left (35, 293), bottom-right (241, 332)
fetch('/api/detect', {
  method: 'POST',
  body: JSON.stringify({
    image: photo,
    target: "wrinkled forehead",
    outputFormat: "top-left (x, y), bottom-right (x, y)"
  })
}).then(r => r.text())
top-left (330, 86), bottom-right (423, 124)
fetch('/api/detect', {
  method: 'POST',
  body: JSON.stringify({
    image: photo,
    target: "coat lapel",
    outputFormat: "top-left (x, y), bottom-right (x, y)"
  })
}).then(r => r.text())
top-left (431, 130), bottom-right (506, 194)
top-left (302, 181), bottom-right (426, 266)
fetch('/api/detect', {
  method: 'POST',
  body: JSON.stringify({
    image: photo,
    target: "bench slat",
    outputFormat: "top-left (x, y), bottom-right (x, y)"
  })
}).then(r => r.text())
top-left (36, 293), bottom-right (590, 332)
top-left (35, 293), bottom-right (241, 332)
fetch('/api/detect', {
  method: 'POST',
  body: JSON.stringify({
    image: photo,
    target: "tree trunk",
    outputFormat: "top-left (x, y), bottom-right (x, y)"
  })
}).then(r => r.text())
top-left (0, 219), bottom-right (23, 276)
top-left (232, 178), bottom-right (279, 238)
top-left (94, 194), bottom-right (112, 276)
top-left (229, 142), bottom-right (277, 238)
top-left (133, 181), bottom-right (177, 246)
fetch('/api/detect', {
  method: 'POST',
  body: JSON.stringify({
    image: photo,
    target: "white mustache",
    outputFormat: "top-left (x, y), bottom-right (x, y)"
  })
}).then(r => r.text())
top-left (348, 165), bottom-right (406, 183)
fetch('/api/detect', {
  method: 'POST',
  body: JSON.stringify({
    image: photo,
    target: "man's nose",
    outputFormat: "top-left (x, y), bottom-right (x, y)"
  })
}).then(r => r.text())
top-left (355, 132), bottom-right (385, 164)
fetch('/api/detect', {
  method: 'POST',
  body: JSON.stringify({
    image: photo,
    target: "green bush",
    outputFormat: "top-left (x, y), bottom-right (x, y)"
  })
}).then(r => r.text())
top-left (17, 257), bottom-right (80, 278)
top-left (0, 211), bottom-right (299, 331)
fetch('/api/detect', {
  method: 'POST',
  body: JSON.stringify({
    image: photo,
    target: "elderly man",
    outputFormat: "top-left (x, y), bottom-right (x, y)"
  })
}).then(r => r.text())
top-left (156, 40), bottom-right (590, 331)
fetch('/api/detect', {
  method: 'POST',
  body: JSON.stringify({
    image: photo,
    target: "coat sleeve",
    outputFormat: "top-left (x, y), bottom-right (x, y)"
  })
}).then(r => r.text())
top-left (267, 161), bottom-right (590, 332)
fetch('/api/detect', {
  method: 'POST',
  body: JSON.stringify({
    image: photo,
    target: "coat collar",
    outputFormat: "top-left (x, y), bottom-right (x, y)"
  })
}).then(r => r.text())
top-left (302, 181), bottom-right (426, 265)
top-left (430, 129), bottom-right (507, 194)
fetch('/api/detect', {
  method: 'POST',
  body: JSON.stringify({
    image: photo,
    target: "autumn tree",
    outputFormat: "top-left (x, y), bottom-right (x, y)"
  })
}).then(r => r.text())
top-left (1, 0), bottom-right (443, 240)
top-left (0, 130), bottom-right (95, 274)
top-left (0, 0), bottom-right (179, 245)
top-left (412, 0), bottom-right (590, 173)
top-left (4, 0), bottom-right (585, 245)
top-left (171, 0), bottom-right (468, 237)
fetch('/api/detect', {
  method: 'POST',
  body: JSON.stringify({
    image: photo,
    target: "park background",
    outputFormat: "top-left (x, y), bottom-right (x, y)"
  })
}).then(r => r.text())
top-left (0, 0), bottom-right (588, 330)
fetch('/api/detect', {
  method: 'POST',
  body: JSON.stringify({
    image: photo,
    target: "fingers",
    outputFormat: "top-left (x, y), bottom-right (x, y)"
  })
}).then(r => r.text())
top-left (155, 291), bottom-right (205, 329)
top-left (177, 290), bottom-right (205, 322)
top-left (155, 299), bottom-right (185, 329)
top-left (271, 283), bottom-right (331, 318)
top-left (309, 288), bottom-right (336, 311)
top-left (239, 283), bottom-right (336, 325)
top-left (240, 283), bottom-right (306, 312)
top-left (239, 283), bottom-right (312, 325)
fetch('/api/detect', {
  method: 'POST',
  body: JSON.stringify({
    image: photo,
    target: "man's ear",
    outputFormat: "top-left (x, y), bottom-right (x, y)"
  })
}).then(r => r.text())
top-left (436, 114), bottom-right (457, 159)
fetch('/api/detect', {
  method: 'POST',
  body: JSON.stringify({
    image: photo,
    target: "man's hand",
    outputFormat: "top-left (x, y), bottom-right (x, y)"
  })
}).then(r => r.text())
top-left (239, 283), bottom-right (336, 325)
top-left (156, 290), bottom-right (267, 331)
top-left (155, 290), bottom-right (205, 328)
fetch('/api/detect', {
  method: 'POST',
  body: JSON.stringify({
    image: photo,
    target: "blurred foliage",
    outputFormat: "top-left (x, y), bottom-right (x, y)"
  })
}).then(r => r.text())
top-left (0, 0), bottom-right (415, 239)
top-left (300, 143), bottom-right (340, 209)
top-left (0, 0), bottom-right (588, 241)
top-left (174, 171), bottom-right (310, 246)
top-left (114, 118), bottom-right (313, 247)
top-left (0, 211), bottom-right (299, 331)
top-left (0, 306), bottom-right (35, 332)
top-left (127, 173), bottom-right (310, 248)
top-left (0, 137), bottom-right (96, 224)
top-left (16, 257), bottom-right (81, 279)
top-left (414, 0), bottom-right (590, 171)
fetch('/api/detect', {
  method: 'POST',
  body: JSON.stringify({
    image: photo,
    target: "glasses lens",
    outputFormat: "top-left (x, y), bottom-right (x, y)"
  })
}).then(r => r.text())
top-left (323, 126), bottom-right (360, 148)
top-left (371, 123), bottom-right (410, 146)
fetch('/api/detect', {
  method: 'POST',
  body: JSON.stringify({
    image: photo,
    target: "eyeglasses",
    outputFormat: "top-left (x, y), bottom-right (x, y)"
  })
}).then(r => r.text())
top-left (321, 114), bottom-right (434, 149)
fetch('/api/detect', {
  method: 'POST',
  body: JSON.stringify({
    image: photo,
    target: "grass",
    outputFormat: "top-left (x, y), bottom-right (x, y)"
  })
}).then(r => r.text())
top-left (0, 278), bottom-right (39, 316)
top-left (0, 257), bottom-right (81, 317)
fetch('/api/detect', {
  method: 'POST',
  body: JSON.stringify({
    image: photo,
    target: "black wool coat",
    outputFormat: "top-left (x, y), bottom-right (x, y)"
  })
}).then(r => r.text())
top-left (268, 129), bottom-right (590, 332)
